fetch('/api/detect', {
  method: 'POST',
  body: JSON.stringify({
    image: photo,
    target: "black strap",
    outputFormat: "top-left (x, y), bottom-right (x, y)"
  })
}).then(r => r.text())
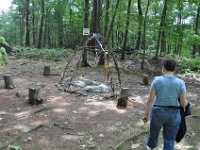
top-left (153, 105), bottom-right (180, 109)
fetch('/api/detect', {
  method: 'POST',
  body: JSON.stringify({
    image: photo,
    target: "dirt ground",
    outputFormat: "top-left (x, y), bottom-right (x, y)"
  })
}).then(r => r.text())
top-left (0, 56), bottom-right (200, 150)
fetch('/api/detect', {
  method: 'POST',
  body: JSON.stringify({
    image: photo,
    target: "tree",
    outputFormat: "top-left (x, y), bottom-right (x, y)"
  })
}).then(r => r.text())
top-left (155, 0), bottom-right (168, 58)
top-left (135, 0), bottom-right (143, 51)
top-left (37, 0), bottom-right (45, 49)
top-left (192, 2), bottom-right (200, 57)
top-left (104, 0), bottom-right (110, 37)
top-left (81, 0), bottom-right (90, 66)
top-left (32, 0), bottom-right (36, 46)
top-left (141, 0), bottom-right (150, 69)
top-left (107, 0), bottom-right (120, 41)
top-left (121, 0), bottom-right (132, 60)
top-left (25, 0), bottom-right (30, 47)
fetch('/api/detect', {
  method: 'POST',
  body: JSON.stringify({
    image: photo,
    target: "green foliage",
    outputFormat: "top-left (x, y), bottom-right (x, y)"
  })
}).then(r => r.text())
top-left (0, 36), bottom-right (8, 45)
top-left (188, 34), bottom-right (200, 46)
top-left (14, 47), bottom-right (74, 61)
top-left (179, 57), bottom-right (200, 73)
top-left (0, 36), bottom-right (8, 66)
top-left (8, 145), bottom-right (22, 150)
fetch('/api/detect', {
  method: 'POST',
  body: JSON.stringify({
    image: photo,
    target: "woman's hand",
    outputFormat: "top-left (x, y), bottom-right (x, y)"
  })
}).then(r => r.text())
top-left (143, 114), bottom-right (149, 123)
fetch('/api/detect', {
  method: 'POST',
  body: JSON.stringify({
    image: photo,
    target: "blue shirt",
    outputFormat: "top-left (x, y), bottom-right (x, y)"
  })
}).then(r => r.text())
top-left (150, 75), bottom-right (186, 107)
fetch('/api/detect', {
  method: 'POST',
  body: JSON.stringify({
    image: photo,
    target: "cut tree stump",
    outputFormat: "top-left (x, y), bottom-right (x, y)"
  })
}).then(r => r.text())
top-left (142, 74), bottom-right (149, 86)
top-left (117, 88), bottom-right (129, 108)
top-left (43, 66), bottom-right (50, 76)
top-left (3, 73), bottom-right (16, 89)
top-left (29, 84), bottom-right (44, 105)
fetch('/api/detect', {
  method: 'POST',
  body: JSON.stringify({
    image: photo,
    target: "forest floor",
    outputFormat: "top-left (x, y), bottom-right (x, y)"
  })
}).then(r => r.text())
top-left (0, 55), bottom-right (200, 150)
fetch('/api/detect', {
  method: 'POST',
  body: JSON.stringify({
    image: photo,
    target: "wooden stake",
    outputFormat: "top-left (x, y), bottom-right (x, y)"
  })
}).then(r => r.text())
top-left (29, 85), bottom-right (43, 105)
top-left (117, 88), bottom-right (129, 108)
top-left (3, 73), bottom-right (15, 89)
top-left (43, 66), bottom-right (50, 76)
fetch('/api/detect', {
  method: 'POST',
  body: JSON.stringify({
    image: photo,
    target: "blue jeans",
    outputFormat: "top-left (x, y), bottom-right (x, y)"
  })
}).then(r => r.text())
top-left (146, 106), bottom-right (181, 150)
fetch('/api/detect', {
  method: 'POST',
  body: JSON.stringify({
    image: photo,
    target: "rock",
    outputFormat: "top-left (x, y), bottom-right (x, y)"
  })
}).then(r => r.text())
top-left (16, 91), bottom-right (28, 98)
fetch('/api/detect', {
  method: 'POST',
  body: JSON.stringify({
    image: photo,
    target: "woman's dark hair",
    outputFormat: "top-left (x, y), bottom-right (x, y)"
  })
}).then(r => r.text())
top-left (163, 58), bottom-right (177, 72)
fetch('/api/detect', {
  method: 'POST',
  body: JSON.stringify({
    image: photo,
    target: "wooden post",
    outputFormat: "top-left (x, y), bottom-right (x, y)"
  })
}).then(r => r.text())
top-left (142, 74), bottom-right (149, 86)
top-left (43, 66), bottom-right (50, 76)
top-left (29, 85), bottom-right (43, 105)
top-left (117, 88), bottom-right (129, 108)
top-left (3, 73), bottom-right (16, 89)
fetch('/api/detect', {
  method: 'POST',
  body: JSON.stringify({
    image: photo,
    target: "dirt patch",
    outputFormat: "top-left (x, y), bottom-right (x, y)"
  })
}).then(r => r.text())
top-left (0, 56), bottom-right (200, 150)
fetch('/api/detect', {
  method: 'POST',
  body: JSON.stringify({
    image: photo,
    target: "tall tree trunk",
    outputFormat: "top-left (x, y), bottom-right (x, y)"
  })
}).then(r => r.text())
top-left (135, 0), bottom-right (143, 51)
top-left (141, 0), bottom-right (150, 69)
top-left (19, 6), bottom-right (25, 46)
top-left (37, 0), bottom-right (45, 49)
top-left (107, 0), bottom-right (120, 41)
top-left (155, 0), bottom-right (168, 58)
top-left (104, 0), bottom-right (110, 37)
top-left (97, 0), bottom-right (102, 33)
top-left (91, 0), bottom-right (97, 33)
top-left (32, 0), bottom-right (36, 47)
top-left (25, 0), bottom-right (30, 47)
top-left (192, 3), bottom-right (200, 58)
top-left (175, 0), bottom-right (183, 56)
top-left (43, 12), bottom-right (48, 48)
top-left (121, 0), bottom-right (132, 60)
top-left (81, 0), bottom-right (90, 66)
top-left (84, 0), bottom-right (89, 28)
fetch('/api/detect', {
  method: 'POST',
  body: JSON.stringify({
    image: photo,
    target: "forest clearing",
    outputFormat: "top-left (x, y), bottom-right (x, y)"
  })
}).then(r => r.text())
top-left (1, 0), bottom-right (200, 149)
top-left (0, 54), bottom-right (200, 150)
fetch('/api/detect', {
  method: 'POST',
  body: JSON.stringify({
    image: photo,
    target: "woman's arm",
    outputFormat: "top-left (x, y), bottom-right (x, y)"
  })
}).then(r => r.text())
top-left (179, 93), bottom-right (188, 109)
top-left (143, 89), bottom-right (156, 123)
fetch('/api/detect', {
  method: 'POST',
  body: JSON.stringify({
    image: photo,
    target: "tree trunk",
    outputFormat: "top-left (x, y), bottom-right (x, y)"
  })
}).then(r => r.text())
top-left (25, 0), bottom-right (30, 47)
top-left (175, 1), bottom-right (183, 56)
top-left (19, 6), bottom-right (25, 46)
top-left (155, 0), bottom-right (168, 58)
top-left (104, 0), bottom-right (110, 37)
top-left (81, 0), bottom-right (90, 66)
top-left (107, 0), bottom-right (120, 41)
top-left (141, 0), bottom-right (150, 69)
top-left (121, 0), bottom-right (132, 60)
top-left (192, 3), bottom-right (200, 58)
top-left (37, 0), bottom-right (45, 49)
top-left (32, 0), bottom-right (36, 47)
top-left (135, 0), bottom-right (143, 51)
top-left (91, 0), bottom-right (98, 33)
top-left (84, 0), bottom-right (89, 28)
top-left (96, 0), bottom-right (102, 33)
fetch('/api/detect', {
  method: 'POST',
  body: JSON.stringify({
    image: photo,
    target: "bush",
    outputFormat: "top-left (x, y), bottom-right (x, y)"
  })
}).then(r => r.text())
top-left (179, 57), bottom-right (200, 73)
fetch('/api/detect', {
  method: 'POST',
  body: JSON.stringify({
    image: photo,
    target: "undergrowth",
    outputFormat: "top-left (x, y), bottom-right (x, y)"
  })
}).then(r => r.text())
top-left (13, 47), bottom-right (74, 61)
top-left (179, 57), bottom-right (200, 73)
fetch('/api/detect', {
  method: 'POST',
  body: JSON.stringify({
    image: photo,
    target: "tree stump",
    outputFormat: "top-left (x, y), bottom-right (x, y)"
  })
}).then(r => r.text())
top-left (29, 85), bottom-right (44, 105)
top-left (142, 74), bottom-right (149, 86)
top-left (117, 88), bottom-right (129, 108)
top-left (3, 73), bottom-right (16, 89)
top-left (43, 66), bottom-right (50, 76)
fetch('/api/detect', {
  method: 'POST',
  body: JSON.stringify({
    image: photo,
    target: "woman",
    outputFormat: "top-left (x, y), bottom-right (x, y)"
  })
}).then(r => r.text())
top-left (143, 58), bottom-right (188, 150)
